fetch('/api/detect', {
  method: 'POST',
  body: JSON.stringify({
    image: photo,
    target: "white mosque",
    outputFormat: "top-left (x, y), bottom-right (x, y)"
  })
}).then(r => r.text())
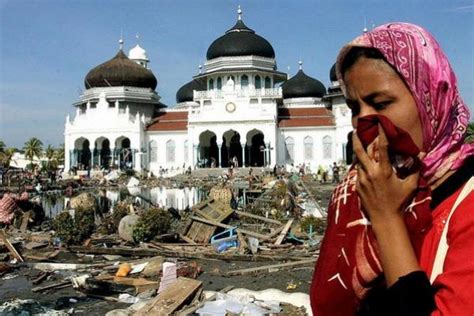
top-left (64, 8), bottom-right (353, 175)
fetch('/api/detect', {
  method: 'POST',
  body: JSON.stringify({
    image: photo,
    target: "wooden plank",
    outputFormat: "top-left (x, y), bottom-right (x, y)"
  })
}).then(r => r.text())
top-left (95, 275), bottom-right (159, 294)
top-left (223, 258), bottom-right (317, 276)
top-left (32, 280), bottom-right (71, 292)
top-left (20, 212), bottom-right (31, 233)
top-left (0, 230), bottom-right (24, 262)
top-left (178, 285), bottom-right (234, 316)
top-left (274, 219), bottom-right (294, 246)
top-left (267, 224), bottom-right (285, 239)
top-left (190, 216), bottom-right (271, 241)
top-left (135, 277), bottom-right (202, 316)
top-left (179, 234), bottom-right (197, 245)
top-left (236, 211), bottom-right (282, 225)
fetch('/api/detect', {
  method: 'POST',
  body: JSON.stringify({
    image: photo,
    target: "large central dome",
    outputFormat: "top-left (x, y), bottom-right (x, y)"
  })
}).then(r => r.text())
top-left (84, 50), bottom-right (157, 90)
top-left (206, 17), bottom-right (275, 60)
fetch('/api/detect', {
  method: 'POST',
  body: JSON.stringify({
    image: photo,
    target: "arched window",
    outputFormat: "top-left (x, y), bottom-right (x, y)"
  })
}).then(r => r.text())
top-left (216, 77), bottom-right (222, 90)
top-left (255, 75), bottom-right (261, 89)
top-left (184, 140), bottom-right (189, 163)
top-left (209, 79), bottom-right (214, 90)
top-left (166, 140), bottom-right (175, 163)
top-left (285, 137), bottom-right (295, 163)
top-left (304, 136), bottom-right (313, 160)
top-left (241, 75), bottom-right (249, 88)
top-left (149, 140), bottom-right (157, 163)
top-left (323, 136), bottom-right (332, 159)
top-left (264, 76), bottom-right (271, 88)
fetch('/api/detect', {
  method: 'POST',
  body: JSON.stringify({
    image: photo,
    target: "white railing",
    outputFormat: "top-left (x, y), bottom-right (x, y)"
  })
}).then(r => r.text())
top-left (193, 88), bottom-right (281, 100)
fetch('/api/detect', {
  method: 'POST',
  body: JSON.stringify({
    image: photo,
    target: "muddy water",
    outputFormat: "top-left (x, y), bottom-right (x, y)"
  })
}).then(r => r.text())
top-left (39, 186), bottom-right (208, 217)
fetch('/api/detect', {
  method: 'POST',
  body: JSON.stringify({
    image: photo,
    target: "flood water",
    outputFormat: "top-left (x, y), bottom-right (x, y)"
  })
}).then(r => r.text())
top-left (39, 186), bottom-right (208, 218)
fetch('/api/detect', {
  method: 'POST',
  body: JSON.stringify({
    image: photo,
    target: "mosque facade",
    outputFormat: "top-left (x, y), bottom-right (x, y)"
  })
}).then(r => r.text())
top-left (64, 9), bottom-right (353, 175)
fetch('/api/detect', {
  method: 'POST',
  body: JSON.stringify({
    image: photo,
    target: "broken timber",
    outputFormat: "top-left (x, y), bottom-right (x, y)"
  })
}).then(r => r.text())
top-left (0, 229), bottom-right (24, 262)
top-left (274, 219), bottom-right (294, 246)
top-left (190, 216), bottom-right (272, 240)
top-left (135, 277), bottom-right (202, 316)
top-left (223, 258), bottom-right (317, 276)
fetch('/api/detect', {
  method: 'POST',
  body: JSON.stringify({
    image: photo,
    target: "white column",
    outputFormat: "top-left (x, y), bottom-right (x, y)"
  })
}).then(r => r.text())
top-left (241, 142), bottom-right (246, 167)
top-left (266, 142), bottom-right (271, 166)
top-left (218, 144), bottom-right (222, 168)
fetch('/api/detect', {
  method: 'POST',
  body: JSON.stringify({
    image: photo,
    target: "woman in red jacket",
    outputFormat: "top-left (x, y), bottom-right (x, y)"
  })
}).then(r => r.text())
top-left (310, 22), bottom-right (474, 315)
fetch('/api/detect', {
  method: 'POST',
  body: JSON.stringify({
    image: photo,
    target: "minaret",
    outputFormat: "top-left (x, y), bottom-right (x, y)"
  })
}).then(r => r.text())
top-left (129, 33), bottom-right (150, 68)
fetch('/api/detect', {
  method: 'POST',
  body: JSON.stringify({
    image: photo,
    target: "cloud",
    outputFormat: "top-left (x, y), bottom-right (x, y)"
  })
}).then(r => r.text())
top-left (447, 5), bottom-right (474, 12)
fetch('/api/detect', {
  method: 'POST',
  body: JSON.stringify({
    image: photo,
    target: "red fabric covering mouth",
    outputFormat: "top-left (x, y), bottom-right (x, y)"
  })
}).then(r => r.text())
top-left (356, 114), bottom-right (423, 179)
top-left (356, 114), bottom-right (420, 157)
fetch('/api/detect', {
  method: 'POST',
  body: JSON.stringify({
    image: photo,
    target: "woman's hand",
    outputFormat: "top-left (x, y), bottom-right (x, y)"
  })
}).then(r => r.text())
top-left (352, 124), bottom-right (419, 226)
top-left (352, 124), bottom-right (422, 286)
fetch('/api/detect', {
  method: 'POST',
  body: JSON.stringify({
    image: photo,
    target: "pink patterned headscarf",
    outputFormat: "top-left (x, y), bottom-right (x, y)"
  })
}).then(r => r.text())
top-left (336, 22), bottom-right (473, 184)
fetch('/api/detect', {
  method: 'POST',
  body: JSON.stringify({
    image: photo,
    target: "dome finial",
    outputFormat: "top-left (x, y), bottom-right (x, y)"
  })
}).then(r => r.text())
top-left (119, 30), bottom-right (124, 50)
top-left (135, 33), bottom-right (140, 44)
top-left (363, 18), bottom-right (368, 33)
top-left (237, 5), bottom-right (242, 20)
top-left (298, 60), bottom-right (303, 70)
top-left (198, 64), bottom-right (202, 74)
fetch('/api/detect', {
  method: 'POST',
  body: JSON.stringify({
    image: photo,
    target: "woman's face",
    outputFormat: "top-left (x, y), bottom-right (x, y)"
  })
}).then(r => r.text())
top-left (343, 56), bottom-right (423, 150)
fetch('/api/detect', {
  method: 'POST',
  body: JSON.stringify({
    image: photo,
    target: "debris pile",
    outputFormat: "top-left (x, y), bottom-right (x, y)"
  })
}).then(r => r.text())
top-left (0, 167), bottom-right (336, 315)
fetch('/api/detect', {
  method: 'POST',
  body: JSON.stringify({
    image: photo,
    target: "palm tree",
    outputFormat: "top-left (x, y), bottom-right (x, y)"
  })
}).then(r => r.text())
top-left (54, 144), bottom-right (65, 165)
top-left (23, 137), bottom-right (43, 169)
top-left (45, 145), bottom-right (56, 170)
top-left (0, 148), bottom-right (15, 168)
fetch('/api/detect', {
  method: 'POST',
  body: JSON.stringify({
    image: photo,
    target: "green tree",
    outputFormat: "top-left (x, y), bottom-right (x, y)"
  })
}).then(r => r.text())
top-left (0, 140), bottom-right (5, 153)
top-left (466, 122), bottom-right (474, 144)
top-left (0, 148), bottom-right (15, 168)
top-left (23, 137), bottom-right (43, 169)
top-left (45, 145), bottom-right (56, 170)
top-left (55, 144), bottom-right (65, 165)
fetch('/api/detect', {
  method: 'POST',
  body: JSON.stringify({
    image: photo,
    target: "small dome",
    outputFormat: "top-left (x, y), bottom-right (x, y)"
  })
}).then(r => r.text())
top-left (129, 44), bottom-right (148, 61)
top-left (176, 79), bottom-right (206, 103)
top-left (206, 19), bottom-right (275, 60)
top-left (282, 70), bottom-right (326, 99)
top-left (84, 50), bottom-right (157, 90)
top-left (330, 63), bottom-right (337, 82)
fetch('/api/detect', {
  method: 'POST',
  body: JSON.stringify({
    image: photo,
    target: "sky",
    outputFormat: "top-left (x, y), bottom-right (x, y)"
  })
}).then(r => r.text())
top-left (1, 0), bottom-right (473, 148)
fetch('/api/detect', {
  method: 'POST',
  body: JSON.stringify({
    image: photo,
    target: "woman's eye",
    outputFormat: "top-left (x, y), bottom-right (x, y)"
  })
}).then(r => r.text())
top-left (372, 101), bottom-right (390, 111)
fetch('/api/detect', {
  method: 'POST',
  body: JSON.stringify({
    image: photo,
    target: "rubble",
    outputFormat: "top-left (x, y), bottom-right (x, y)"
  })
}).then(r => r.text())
top-left (0, 166), bottom-right (339, 315)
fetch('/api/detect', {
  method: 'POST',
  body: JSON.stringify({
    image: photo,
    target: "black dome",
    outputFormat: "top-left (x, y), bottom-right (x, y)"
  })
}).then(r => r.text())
top-left (176, 79), bottom-right (206, 103)
top-left (85, 50), bottom-right (157, 90)
top-left (282, 70), bottom-right (326, 99)
top-left (206, 19), bottom-right (275, 60)
top-left (330, 63), bottom-right (337, 82)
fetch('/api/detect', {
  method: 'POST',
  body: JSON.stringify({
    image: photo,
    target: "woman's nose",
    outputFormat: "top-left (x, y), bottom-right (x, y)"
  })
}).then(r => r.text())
top-left (358, 103), bottom-right (377, 118)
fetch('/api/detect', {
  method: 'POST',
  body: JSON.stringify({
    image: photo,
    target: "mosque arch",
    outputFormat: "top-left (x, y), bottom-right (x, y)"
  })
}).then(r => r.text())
top-left (149, 140), bottom-right (158, 163)
top-left (264, 76), bottom-right (271, 89)
top-left (72, 137), bottom-right (91, 169)
top-left (240, 75), bottom-right (249, 88)
top-left (285, 136), bottom-right (295, 163)
top-left (323, 135), bottom-right (332, 159)
top-left (209, 78), bottom-right (214, 90)
top-left (304, 136), bottom-right (314, 160)
top-left (94, 137), bottom-right (111, 168)
top-left (115, 136), bottom-right (133, 169)
top-left (166, 140), bottom-right (175, 163)
top-left (216, 77), bottom-right (222, 90)
top-left (198, 130), bottom-right (219, 168)
top-left (246, 129), bottom-right (265, 167)
top-left (222, 129), bottom-right (242, 168)
top-left (255, 75), bottom-right (261, 89)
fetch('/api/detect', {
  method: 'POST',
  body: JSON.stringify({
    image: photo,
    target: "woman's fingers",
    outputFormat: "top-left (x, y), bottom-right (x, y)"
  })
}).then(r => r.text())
top-left (377, 124), bottom-right (392, 176)
top-left (352, 131), bottom-right (372, 171)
